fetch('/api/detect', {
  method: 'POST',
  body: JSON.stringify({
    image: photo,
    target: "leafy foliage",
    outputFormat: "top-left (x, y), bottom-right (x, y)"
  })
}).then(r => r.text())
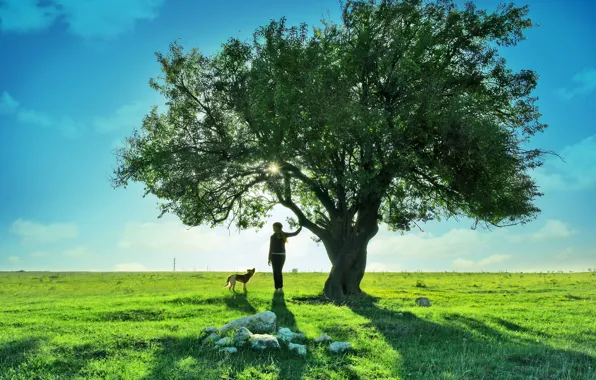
top-left (112, 0), bottom-right (548, 237)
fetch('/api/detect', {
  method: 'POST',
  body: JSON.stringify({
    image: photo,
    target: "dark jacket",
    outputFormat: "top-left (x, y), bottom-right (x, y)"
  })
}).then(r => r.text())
top-left (269, 229), bottom-right (301, 254)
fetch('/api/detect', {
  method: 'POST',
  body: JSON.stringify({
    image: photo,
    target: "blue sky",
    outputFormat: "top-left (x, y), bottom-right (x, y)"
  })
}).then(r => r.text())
top-left (0, 0), bottom-right (594, 273)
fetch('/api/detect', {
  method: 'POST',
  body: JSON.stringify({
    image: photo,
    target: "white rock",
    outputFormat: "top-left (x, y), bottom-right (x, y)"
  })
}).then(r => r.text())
top-left (220, 346), bottom-right (238, 354)
top-left (250, 334), bottom-right (281, 350)
top-left (314, 334), bottom-right (332, 343)
top-left (276, 327), bottom-right (306, 344)
top-left (219, 311), bottom-right (277, 334)
top-left (288, 342), bottom-right (307, 356)
top-left (233, 327), bottom-right (253, 347)
top-left (329, 342), bottom-right (352, 353)
top-left (203, 326), bottom-right (219, 334)
top-left (215, 337), bottom-right (233, 347)
top-left (415, 297), bottom-right (431, 307)
top-left (203, 333), bottom-right (220, 344)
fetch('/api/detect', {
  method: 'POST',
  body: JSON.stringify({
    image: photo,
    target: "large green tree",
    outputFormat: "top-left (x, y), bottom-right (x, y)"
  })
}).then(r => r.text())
top-left (112, 0), bottom-right (549, 300)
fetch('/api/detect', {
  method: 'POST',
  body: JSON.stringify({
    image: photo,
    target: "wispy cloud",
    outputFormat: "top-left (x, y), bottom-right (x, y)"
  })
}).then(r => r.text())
top-left (117, 221), bottom-right (228, 253)
top-left (10, 219), bottom-right (78, 244)
top-left (29, 251), bottom-right (50, 258)
top-left (0, 91), bottom-right (20, 114)
top-left (0, 0), bottom-right (165, 39)
top-left (8, 256), bottom-right (21, 263)
top-left (0, 91), bottom-right (82, 138)
top-left (114, 262), bottom-right (148, 271)
top-left (94, 101), bottom-right (150, 134)
top-left (16, 108), bottom-right (53, 127)
top-left (0, 0), bottom-right (59, 34)
top-left (368, 228), bottom-right (503, 260)
top-left (507, 219), bottom-right (575, 243)
top-left (62, 246), bottom-right (92, 258)
top-left (532, 135), bottom-right (596, 191)
top-left (529, 219), bottom-right (575, 242)
top-left (452, 254), bottom-right (512, 270)
top-left (366, 262), bottom-right (403, 272)
top-left (557, 68), bottom-right (596, 100)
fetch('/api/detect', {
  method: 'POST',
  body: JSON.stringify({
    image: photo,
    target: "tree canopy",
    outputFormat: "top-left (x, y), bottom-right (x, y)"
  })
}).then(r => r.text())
top-left (112, 0), bottom-right (549, 299)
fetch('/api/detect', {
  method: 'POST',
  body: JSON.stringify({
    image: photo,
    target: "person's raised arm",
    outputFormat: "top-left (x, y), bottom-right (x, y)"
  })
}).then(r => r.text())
top-left (285, 225), bottom-right (303, 237)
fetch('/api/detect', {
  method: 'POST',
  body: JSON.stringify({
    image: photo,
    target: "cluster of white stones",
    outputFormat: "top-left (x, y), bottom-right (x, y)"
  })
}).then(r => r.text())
top-left (201, 311), bottom-right (353, 355)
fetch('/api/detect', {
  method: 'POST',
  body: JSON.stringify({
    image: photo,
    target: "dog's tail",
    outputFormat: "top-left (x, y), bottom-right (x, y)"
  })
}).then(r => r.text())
top-left (223, 275), bottom-right (232, 287)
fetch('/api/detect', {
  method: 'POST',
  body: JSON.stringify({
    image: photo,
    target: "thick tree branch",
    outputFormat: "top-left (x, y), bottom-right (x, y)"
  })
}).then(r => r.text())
top-left (279, 161), bottom-right (338, 218)
top-left (271, 185), bottom-right (329, 239)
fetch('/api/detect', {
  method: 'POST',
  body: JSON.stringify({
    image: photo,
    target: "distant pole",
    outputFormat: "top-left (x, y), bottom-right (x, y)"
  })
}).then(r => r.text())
top-left (173, 258), bottom-right (176, 272)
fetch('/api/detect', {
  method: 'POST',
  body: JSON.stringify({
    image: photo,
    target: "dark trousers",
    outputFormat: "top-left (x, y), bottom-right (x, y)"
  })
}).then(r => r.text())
top-left (270, 254), bottom-right (286, 289)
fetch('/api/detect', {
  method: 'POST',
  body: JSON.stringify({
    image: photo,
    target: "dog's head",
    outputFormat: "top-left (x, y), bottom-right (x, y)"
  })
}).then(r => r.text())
top-left (247, 268), bottom-right (256, 274)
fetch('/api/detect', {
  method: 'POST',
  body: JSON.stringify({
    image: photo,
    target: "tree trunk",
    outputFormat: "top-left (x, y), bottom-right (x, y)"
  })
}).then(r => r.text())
top-left (323, 222), bottom-right (378, 300)
top-left (322, 199), bottom-right (382, 300)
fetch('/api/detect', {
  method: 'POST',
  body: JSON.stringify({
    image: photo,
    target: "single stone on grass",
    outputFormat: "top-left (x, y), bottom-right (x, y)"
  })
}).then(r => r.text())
top-left (219, 311), bottom-right (277, 334)
top-left (329, 342), bottom-right (352, 353)
top-left (276, 327), bottom-right (306, 344)
top-left (233, 327), bottom-right (253, 347)
top-left (203, 326), bottom-right (219, 334)
top-left (220, 346), bottom-right (238, 354)
top-left (215, 337), bottom-right (233, 347)
top-left (288, 342), bottom-right (307, 356)
top-left (314, 334), bottom-right (332, 343)
top-left (203, 333), bottom-right (220, 344)
top-left (250, 334), bottom-right (281, 350)
top-left (415, 297), bottom-right (431, 307)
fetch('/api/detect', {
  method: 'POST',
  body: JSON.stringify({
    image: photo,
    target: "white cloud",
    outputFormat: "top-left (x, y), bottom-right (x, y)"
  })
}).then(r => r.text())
top-left (366, 262), bottom-right (403, 272)
top-left (530, 219), bottom-right (575, 242)
top-left (368, 228), bottom-right (502, 259)
top-left (0, 0), bottom-right (165, 39)
top-left (62, 246), bottom-right (92, 258)
top-left (115, 262), bottom-right (148, 271)
top-left (117, 221), bottom-right (229, 253)
top-left (117, 220), bottom-right (313, 257)
top-left (113, 216), bottom-right (319, 273)
top-left (8, 256), bottom-right (21, 263)
top-left (29, 251), bottom-right (50, 258)
top-left (452, 254), bottom-right (511, 270)
top-left (533, 135), bottom-right (596, 191)
top-left (557, 68), bottom-right (596, 100)
top-left (94, 101), bottom-right (150, 134)
top-left (0, 91), bottom-right (20, 114)
top-left (10, 219), bottom-right (78, 244)
top-left (507, 219), bottom-right (575, 243)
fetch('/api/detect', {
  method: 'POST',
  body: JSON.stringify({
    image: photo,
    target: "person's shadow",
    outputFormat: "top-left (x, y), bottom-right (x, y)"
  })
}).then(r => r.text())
top-left (271, 291), bottom-right (297, 331)
top-left (269, 291), bottom-right (308, 379)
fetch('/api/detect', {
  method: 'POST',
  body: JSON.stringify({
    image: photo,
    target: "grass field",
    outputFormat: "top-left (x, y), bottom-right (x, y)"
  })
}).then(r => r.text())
top-left (0, 271), bottom-right (594, 379)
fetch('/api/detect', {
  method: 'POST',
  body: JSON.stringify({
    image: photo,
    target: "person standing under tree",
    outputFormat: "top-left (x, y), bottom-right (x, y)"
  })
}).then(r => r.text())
top-left (268, 222), bottom-right (302, 293)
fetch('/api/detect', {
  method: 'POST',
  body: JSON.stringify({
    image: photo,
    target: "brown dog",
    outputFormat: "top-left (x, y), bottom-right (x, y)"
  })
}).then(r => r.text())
top-left (223, 268), bottom-right (256, 292)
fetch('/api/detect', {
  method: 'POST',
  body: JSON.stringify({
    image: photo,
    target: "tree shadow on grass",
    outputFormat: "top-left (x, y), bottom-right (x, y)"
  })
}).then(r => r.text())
top-left (0, 337), bottom-right (112, 378)
top-left (344, 293), bottom-right (596, 379)
top-left (0, 337), bottom-right (42, 370)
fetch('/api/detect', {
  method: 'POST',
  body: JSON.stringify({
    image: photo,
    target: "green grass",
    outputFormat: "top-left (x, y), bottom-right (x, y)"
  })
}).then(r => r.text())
top-left (0, 271), bottom-right (595, 379)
